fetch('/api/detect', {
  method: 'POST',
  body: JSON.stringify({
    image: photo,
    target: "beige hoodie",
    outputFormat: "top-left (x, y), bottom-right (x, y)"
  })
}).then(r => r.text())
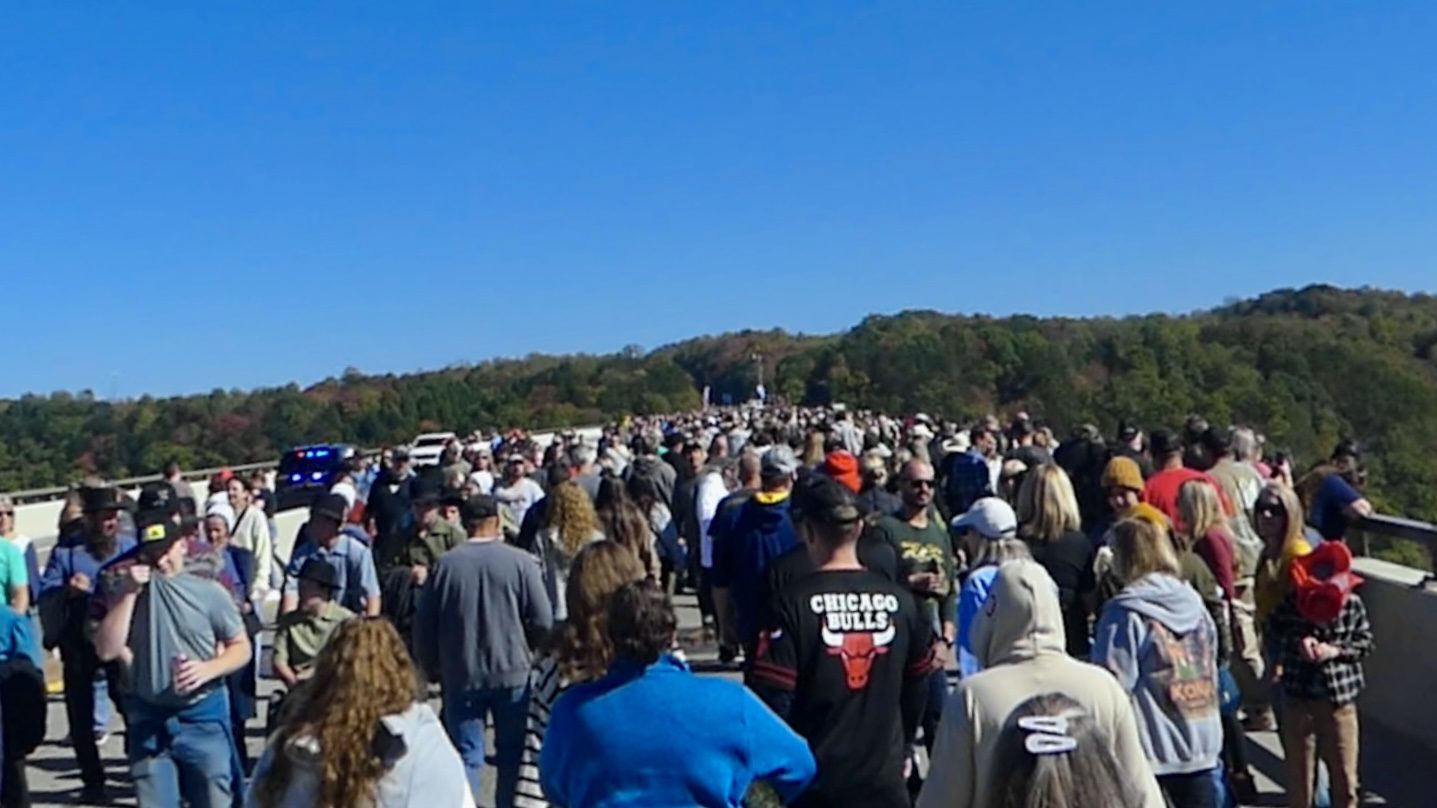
top-left (917, 560), bottom-right (1165, 808)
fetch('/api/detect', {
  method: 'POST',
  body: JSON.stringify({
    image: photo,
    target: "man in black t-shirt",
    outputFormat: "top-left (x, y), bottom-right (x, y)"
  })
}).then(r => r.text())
top-left (748, 476), bottom-right (938, 808)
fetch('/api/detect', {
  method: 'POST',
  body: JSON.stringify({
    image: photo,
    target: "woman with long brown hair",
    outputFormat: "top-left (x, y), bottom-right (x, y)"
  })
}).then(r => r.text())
top-left (536, 481), bottom-right (607, 621)
top-left (248, 618), bottom-right (474, 808)
top-left (593, 477), bottom-right (660, 580)
top-left (515, 541), bottom-right (646, 808)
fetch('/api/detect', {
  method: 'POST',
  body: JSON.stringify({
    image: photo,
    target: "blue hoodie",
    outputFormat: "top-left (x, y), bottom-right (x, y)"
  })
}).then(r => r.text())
top-left (710, 491), bottom-right (799, 645)
top-left (541, 655), bottom-right (815, 807)
top-left (1092, 573), bottom-right (1222, 776)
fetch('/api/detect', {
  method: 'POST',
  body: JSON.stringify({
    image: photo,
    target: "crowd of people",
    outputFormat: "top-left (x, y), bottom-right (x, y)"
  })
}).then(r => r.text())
top-left (0, 403), bottom-right (1382, 808)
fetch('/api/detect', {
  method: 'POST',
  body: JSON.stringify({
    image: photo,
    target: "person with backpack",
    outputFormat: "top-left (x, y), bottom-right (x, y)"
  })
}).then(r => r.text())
top-left (38, 485), bottom-right (136, 803)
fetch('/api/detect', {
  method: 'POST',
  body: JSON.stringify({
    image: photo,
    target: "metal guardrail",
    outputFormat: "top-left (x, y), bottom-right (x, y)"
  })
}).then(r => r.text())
top-left (3, 459), bottom-right (287, 505)
top-left (3, 423), bottom-right (607, 505)
top-left (1359, 514), bottom-right (1437, 548)
top-left (1356, 513), bottom-right (1437, 581)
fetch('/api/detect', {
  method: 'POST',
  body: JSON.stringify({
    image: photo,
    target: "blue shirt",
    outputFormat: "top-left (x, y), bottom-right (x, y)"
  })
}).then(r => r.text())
top-left (540, 655), bottom-right (815, 808)
top-left (284, 532), bottom-right (380, 614)
top-left (39, 533), bottom-right (136, 597)
top-left (1310, 474), bottom-right (1362, 541)
top-left (956, 566), bottom-right (999, 678)
top-left (943, 451), bottom-right (994, 516)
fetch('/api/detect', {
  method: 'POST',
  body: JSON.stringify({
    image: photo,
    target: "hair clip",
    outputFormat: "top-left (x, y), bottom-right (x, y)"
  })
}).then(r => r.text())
top-left (1017, 715), bottom-right (1078, 755)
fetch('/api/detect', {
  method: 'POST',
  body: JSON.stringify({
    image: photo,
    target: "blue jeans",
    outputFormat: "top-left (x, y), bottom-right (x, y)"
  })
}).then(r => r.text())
top-left (126, 689), bottom-right (236, 808)
top-left (94, 670), bottom-right (112, 733)
top-left (441, 684), bottom-right (529, 807)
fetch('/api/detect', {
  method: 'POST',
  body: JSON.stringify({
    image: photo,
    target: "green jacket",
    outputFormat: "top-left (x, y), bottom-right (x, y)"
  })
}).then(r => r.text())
top-left (375, 519), bottom-right (466, 573)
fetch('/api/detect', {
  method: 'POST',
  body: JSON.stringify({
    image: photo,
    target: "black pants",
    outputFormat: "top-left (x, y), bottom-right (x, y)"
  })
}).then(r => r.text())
top-left (921, 668), bottom-right (947, 752)
top-left (1, 755), bottom-right (29, 808)
top-left (1157, 769), bottom-right (1220, 808)
top-left (61, 655), bottom-right (124, 788)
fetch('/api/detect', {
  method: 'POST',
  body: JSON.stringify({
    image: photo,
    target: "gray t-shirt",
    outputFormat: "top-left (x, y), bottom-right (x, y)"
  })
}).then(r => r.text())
top-left (127, 572), bottom-right (245, 708)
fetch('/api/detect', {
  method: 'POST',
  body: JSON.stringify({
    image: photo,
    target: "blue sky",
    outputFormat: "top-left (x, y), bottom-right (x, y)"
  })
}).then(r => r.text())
top-left (4, 2), bottom-right (1436, 399)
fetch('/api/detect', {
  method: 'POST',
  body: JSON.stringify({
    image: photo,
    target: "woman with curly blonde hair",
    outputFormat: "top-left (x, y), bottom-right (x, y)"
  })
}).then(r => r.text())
top-left (515, 541), bottom-right (645, 808)
top-left (248, 617), bottom-right (473, 808)
top-left (536, 481), bottom-right (606, 620)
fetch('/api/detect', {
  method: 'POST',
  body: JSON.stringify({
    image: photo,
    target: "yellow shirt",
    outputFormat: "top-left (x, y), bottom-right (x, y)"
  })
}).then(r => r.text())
top-left (1254, 538), bottom-right (1312, 625)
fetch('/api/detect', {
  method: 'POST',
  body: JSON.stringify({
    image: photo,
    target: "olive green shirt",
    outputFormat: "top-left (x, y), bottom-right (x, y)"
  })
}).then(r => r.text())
top-left (273, 600), bottom-right (355, 673)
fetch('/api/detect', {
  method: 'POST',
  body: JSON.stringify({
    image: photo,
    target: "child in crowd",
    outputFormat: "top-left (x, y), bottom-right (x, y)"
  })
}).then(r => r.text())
top-left (274, 558), bottom-right (354, 687)
top-left (1266, 541), bottom-right (1373, 808)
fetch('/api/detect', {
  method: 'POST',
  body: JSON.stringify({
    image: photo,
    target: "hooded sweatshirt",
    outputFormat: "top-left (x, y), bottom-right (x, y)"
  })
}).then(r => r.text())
top-left (1092, 573), bottom-right (1222, 776)
top-left (917, 560), bottom-right (1164, 808)
top-left (247, 702), bottom-right (475, 807)
top-left (710, 491), bottom-right (799, 645)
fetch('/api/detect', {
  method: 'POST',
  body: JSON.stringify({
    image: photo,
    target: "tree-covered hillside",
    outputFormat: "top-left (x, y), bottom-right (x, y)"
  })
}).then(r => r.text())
top-left (4, 285), bottom-right (1436, 531)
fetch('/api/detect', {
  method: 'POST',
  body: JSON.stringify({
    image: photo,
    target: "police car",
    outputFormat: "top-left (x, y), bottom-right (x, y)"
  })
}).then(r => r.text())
top-left (275, 443), bottom-right (357, 511)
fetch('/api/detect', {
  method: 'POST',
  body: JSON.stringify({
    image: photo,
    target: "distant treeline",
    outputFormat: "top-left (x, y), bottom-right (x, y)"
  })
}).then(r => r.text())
top-left (4, 285), bottom-right (1436, 544)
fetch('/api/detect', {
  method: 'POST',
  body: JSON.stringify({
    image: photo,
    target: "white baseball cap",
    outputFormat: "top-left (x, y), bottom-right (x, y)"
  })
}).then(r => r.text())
top-left (952, 497), bottom-right (1018, 540)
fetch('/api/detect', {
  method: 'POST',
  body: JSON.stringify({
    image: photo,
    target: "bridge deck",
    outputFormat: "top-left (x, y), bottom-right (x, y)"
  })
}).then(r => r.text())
top-left (21, 595), bottom-right (1430, 807)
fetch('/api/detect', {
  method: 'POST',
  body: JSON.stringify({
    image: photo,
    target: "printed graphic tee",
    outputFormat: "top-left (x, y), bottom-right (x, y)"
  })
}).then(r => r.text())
top-left (750, 568), bottom-right (937, 808)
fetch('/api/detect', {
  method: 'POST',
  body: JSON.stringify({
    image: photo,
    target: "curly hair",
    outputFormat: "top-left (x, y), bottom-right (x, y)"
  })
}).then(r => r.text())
top-left (554, 541), bottom-right (646, 682)
top-left (543, 480), bottom-right (604, 556)
top-left (252, 618), bottom-right (423, 808)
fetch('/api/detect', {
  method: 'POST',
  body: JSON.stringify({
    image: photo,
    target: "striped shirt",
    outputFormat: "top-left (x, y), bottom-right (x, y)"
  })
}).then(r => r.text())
top-left (515, 655), bottom-right (566, 808)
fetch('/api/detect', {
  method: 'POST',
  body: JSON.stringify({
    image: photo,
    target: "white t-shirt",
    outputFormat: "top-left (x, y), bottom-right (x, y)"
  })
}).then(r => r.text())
top-left (331, 480), bottom-right (358, 511)
top-left (467, 470), bottom-right (495, 495)
top-left (494, 478), bottom-right (545, 527)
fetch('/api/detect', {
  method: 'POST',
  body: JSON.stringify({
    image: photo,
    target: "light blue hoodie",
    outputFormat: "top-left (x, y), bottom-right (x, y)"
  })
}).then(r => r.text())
top-left (247, 702), bottom-right (473, 807)
top-left (1092, 573), bottom-right (1222, 776)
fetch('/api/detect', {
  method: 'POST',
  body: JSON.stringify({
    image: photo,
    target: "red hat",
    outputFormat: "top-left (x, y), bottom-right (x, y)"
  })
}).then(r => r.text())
top-left (822, 450), bottom-right (862, 494)
top-left (213, 468), bottom-right (235, 485)
top-left (1291, 541), bottom-right (1363, 624)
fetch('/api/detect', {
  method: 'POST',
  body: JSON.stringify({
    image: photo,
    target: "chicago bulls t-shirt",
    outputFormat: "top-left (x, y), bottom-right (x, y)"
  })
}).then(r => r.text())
top-left (749, 568), bottom-right (937, 808)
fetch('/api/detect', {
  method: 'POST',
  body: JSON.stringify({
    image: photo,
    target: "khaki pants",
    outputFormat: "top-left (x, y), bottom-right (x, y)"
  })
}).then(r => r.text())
top-left (1281, 698), bottom-right (1360, 808)
top-left (1231, 598), bottom-right (1267, 712)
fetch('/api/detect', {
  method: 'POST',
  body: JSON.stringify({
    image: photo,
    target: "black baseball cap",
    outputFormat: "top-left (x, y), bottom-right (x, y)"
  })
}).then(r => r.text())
top-left (791, 475), bottom-right (861, 526)
top-left (138, 482), bottom-right (182, 517)
top-left (460, 495), bottom-right (500, 523)
top-left (1149, 428), bottom-right (1182, 458)
top-left (125, 514), bottom-right (181, 563)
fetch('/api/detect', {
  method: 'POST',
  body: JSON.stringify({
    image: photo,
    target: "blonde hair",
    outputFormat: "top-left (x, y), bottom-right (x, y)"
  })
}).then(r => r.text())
top-left (1110, 518), bottom-right (1181, 583)
top-left (1016, 464), bottom-right (1082, 542)
top-left (1258, 483), bottom-right (1306, 556)
top-left (1177, 480), bottom-right (1226, 551)
top-left (544, 481), bottom-right (604, 556)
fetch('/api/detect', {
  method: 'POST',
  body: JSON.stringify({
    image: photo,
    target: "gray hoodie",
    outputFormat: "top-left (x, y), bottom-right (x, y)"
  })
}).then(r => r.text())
top-left (918, 560), bottom-right (1164, 808)
top-left (1092, 573), bottom-right (1222, 776)
top-left (246, 703), bottom-right (475, 808)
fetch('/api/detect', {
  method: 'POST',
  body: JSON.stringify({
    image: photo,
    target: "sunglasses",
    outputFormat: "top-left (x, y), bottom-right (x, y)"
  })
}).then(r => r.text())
top-left (1256, 503), bottom-right (1283, 517)
top-left (905, 479), bottom-right (935, 489)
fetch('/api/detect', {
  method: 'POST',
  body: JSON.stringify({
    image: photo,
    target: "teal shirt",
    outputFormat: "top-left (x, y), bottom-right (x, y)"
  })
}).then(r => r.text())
top-left (0, 539), bottom-right (27, 602)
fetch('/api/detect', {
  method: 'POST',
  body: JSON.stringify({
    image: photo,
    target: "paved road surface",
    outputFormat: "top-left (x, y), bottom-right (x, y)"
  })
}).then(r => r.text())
top-left (20, 593), bottom-right (1427, 807)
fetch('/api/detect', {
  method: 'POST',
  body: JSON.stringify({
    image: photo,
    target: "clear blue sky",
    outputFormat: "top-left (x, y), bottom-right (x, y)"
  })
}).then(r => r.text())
top-left (5, 2), bottom-right (1436, 399)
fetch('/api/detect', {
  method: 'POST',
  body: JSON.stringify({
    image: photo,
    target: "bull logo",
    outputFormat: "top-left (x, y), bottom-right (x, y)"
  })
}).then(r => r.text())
top-left (821, 623), bottom-right (896, 690)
